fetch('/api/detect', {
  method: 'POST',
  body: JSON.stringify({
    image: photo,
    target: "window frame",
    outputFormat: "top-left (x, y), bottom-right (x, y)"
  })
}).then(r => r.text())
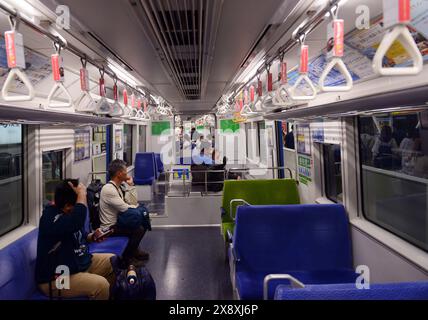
top-left (357, 115), bottom-right (428, 253)
top-left (0, 124), bottom-right (25, 237)
top-left (41, 149), bottom-right (65, 206)
top-left (322, 143), bottom-right (343, 204)
top-left (123, 124), bottom-right (134, 167)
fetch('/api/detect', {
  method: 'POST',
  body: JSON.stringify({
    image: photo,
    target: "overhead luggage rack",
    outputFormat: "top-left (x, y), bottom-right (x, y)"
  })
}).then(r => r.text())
top-left (0, 103), bottom-right (120, 125)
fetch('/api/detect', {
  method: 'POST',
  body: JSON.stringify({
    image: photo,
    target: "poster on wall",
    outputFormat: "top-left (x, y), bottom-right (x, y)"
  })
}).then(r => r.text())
top-left (74, 130), bottom-right (90, 162)
top-left (115, 129), bottom-right (122, 151)
top-left (296, 124), bottom-right (311, 156)
top-left (298, 155), bottom-right (312, 186)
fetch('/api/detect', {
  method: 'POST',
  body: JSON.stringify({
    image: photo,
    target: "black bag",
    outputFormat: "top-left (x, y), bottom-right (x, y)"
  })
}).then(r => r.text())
top-left (112, 265), bottom-right (156, 300)
top-left (87, 179), bottom-right (104, 230)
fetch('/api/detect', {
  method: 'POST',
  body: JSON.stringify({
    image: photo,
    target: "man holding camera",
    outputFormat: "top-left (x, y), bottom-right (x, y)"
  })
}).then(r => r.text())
top-left (35, 181), bottom-right (115, 300)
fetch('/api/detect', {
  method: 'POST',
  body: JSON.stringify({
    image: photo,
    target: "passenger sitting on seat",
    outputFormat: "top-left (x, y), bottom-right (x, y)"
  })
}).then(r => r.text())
top-left (100, 159), bottom-right (149, 265)
top-left (35, 181), bottom-right (115, 300)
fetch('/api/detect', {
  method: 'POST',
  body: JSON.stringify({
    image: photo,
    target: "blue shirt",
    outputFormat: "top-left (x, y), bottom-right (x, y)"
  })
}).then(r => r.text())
top-left (35, 204), bottom-right (92, 284)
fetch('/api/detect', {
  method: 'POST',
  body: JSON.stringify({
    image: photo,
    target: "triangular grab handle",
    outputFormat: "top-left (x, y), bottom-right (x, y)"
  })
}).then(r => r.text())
top-left (273, 84), bottom-right (293, 106)
top-left (373, 25), bottom-right (423, 76)
top-left (46, 82), bottom-right (73, 109)
top-left (319, 58), bottom-right (353, 92)
top-left (75, 91), bottom-right (96, 113)
top-left (121, 105), bottom-right (132, 119)
top-left (2, 68), bottom-right (35, 102)
top-left (289, 74), bottom-right (317, 101)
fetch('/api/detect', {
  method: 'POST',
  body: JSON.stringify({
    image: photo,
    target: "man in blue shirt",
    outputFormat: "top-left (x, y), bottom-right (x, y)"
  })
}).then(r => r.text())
top-left (36, 181), bottom-right (115, 300)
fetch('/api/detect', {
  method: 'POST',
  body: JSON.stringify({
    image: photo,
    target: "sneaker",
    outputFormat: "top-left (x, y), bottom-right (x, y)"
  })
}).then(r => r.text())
top-left (134, 250), bottom-right (150, 261)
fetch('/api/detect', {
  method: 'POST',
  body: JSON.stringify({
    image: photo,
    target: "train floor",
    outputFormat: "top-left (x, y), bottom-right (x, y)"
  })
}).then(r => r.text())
top-left (139, 226), bottom-right (233, 300)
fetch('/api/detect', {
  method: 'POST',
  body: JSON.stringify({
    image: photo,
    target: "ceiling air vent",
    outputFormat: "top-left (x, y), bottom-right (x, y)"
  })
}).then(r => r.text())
top-left (134, 0), bottom-right (223, 100)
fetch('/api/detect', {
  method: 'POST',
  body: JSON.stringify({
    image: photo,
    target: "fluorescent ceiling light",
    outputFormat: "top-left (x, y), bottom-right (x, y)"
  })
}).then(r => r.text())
top-left (107, 58), bottom-right (139, 87)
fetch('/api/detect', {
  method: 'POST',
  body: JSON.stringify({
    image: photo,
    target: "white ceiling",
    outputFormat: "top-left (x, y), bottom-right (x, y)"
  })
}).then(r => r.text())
top-left (37, 0), bottom-right (287, 114)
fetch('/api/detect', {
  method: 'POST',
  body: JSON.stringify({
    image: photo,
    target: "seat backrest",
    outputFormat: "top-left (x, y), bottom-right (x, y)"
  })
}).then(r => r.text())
top-left (155, 153), bottom-right (164, 173)
top-left (0, 229), bottom-right (39, 300)
top-left (233, 204), bottom-right (352, 273)
top-left (222, 180), bottom-right (300, 223)
top-left (275, 282), bottom-right (428, 300)
top-left (134, 153), bottom-right (156, 180)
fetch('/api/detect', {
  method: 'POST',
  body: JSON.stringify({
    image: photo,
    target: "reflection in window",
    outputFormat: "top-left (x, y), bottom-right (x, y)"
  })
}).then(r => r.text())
top-left (323, 144), bottom-right (342, 203)
top-left (42, 150), bottom-right (63, 208)
top-left (359, 111), bottom-right (428, 251)
top-left (123, 124), bottom-right (134, 166)
top-left (139, 125), bottom-right (146, 153)
top-left (0, 124), bottom-right (23, 236)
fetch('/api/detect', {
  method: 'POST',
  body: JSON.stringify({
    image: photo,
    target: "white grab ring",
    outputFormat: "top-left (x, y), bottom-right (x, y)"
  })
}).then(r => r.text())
top-left (289, 74), bottom-right (317, 101)
top-left (373, 24), bottom-right (423, 76)
top-left (96, 97), bottom-right (112, 115)
top-left (109, 101), bottom-right (124, 117)
top-left (120, 104), bottom-right (132, 119)
top-left (319, 58), bottom-right (353, 92)
top-left (75, 91), bottom-right (96, 113)
top-left (273, 85), bottom-right (293, 106)
top-left (46, 82), bottom-right (73, 109)
top-left (2, 68), bottom-right (35, 102)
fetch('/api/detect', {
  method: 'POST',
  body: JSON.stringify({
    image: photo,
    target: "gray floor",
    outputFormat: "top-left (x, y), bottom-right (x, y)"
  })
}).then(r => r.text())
top-left (139, 227), bottom-right (233, 300)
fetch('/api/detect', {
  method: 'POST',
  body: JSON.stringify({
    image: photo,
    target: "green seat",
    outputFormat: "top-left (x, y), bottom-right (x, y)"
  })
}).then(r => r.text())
top-left (221, 179), bottom-right (300, 241)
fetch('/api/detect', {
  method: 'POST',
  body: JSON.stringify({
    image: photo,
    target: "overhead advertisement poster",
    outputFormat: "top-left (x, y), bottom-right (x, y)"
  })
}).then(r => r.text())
top-left (220, 119), bottom-right (240, 133)
top-left (288, 8), bottom-right (428, 91)
top-left (74, 130), bottom-right (91, 162)
top-left (152, 121), bottom-right (171, 136)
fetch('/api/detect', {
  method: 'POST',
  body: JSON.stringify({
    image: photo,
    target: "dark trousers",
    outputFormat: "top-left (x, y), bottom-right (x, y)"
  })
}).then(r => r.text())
top-left (113, 226), bottom-right (146, 261)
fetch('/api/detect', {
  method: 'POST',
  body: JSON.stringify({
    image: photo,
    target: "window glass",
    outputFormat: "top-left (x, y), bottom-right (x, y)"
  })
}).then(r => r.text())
top-left (323, 144), bottom-right (343, 203)
top-left (42, 150), bottom-right (63, 208)
top-left (0, 124), bottom-right (23, 236)
top-left (359, 111), bottom-right (428, 251)
top-left (123, 125), bottom-right (134, 166)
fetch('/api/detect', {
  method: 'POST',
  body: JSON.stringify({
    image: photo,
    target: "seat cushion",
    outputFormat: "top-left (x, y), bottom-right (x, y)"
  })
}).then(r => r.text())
top-left (274, 282), bottom-right (428, 300)
top-left (88, 237), bottom-right (129, 256)
top-left (134, 177), bottom-right (155, 186)
top-left (236, 269), bottom-right (358, 300)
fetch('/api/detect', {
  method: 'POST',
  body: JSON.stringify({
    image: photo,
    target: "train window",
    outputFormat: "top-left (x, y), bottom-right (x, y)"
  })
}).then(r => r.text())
top-left (283, 123), bottom-right (295, 150)
top-left (42, 150), bottom-right (64, 207)
top-left (323, 144), bottom-right (343, 203)
top-left (123, 124), bottom-right (134, 167)
top-left (0, 124), bottom-right (24, 236)
top-left (359, 111), bottom-right (428, 251)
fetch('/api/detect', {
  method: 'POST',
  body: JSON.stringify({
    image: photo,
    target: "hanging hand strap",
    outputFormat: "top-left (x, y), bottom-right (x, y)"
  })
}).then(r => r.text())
top-left (289, 42), bottom-right (317, 101)
top-left (2, 17), bottom-right (35, 102)
top-left (372, 0), bottom-right (423, 76)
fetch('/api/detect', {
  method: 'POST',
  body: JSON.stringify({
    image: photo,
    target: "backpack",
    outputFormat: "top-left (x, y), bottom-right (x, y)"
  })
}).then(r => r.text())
top-left (112, 265), bottom-right (156, 300)
top-left (86, 179), bottom-right (104, 230)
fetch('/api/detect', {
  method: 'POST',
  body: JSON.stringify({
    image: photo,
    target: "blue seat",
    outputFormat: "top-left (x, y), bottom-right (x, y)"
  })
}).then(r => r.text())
top-left (0, 212), bottom-right (128, 300)
top-left (82, 206), bottom-right (129, 256)
top-left (88, 237), bottom-right (129, 256)
top-left (134, 152), bottom-right (156, 185)
top-left (0, 229), bottom-right (40, 300)
top-left (274, 282), bottom-right (428, 300)
top-left (154, 153), bottom-right (164, 174)
top-left (232, 204), bottom-right (357, 300)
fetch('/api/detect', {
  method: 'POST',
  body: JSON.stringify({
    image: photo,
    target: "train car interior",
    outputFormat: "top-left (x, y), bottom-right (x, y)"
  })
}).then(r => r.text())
top-left (0, 0), bottom-right (428, 302)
